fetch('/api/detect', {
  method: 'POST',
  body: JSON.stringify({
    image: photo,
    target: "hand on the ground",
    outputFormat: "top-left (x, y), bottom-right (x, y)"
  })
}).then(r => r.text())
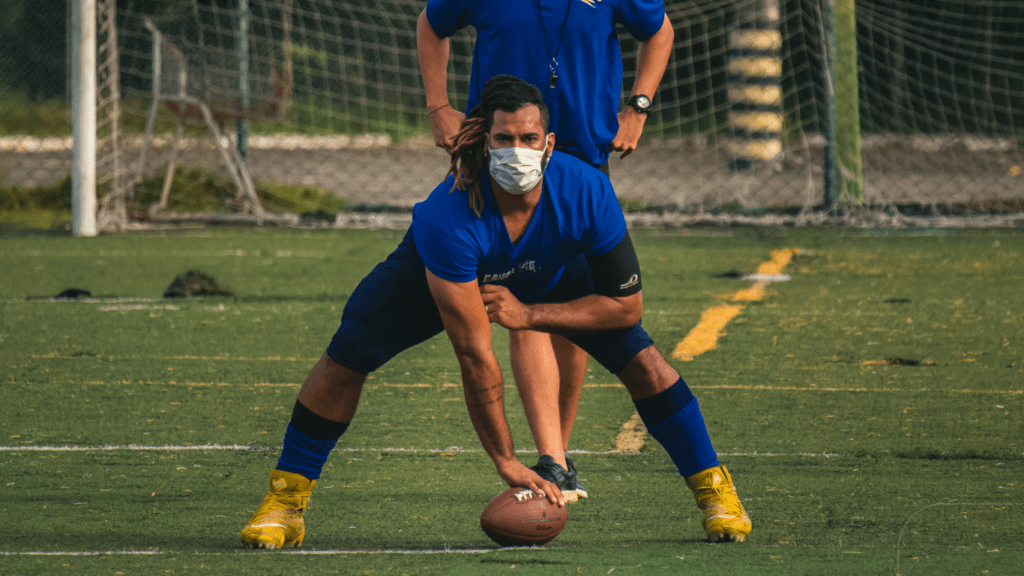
top-left (496, 459), bottom-right (565, 507)
top-left (429, 105), bottom-right (466, 152)
top-left (480, 284), bottom-right (530, 330)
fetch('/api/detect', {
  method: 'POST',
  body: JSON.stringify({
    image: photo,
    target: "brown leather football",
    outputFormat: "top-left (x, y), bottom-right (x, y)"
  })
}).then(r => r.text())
top-left (479, 487), bottom-right (567, 546)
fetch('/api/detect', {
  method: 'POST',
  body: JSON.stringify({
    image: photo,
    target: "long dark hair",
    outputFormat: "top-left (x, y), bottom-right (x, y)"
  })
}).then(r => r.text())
top-left (446, 75), bottom-right (549, 216)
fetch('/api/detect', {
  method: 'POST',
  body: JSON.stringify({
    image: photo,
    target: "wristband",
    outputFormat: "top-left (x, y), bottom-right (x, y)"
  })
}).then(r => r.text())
top-left (428, 103), bottom-right (450, 116)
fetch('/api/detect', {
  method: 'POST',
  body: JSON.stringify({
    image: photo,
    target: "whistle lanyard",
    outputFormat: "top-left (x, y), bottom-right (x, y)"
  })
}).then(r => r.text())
top-left (536, 0), bottom-right (573, 89)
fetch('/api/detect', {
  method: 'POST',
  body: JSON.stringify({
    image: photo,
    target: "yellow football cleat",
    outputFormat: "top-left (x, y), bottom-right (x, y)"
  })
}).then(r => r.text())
top-left (684, 465), bottom-right (752, 542)
top-left (239, 470), bottom-right (316, 549)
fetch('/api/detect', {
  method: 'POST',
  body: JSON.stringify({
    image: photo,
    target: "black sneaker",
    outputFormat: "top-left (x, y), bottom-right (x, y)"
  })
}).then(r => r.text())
top-left (563, 453), bottom-right (589, 500)
top-left (530, 455), bottom-right (585, 502)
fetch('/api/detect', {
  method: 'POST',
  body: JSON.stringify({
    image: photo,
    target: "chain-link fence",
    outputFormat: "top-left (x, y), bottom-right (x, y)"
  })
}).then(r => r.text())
top-left (3, 0), bottom-right (1023, 229)
top-left (0, 0), bottom-right (66, 102)
top-left (0, 0), bottom-right (69, 190)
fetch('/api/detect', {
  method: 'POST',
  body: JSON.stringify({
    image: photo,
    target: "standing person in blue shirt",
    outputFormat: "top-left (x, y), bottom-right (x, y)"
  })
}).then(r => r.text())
top-left (417, 0), bottom-right (675, 498)
top-left (418, 0), bottom-right (673, 168)
top-left (239, 76), bottom-right (751, 549)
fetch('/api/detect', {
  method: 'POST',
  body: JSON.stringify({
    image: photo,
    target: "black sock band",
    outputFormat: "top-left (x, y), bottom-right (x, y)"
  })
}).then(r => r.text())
top-left (290, 400), bottom-right (349, 440)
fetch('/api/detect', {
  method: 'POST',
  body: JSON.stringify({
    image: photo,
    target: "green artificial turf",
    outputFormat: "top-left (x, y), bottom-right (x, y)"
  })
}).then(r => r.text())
top-left (1, 226), bottom-right (1022, 575)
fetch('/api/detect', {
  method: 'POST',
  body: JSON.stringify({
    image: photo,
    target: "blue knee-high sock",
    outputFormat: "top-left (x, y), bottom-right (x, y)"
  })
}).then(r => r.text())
top-left (276, 425), bottom-right (336, 480)
top-left (276, 401), bottom-right (348, 480)
top-left (632, 378), bottom-right (719, 477)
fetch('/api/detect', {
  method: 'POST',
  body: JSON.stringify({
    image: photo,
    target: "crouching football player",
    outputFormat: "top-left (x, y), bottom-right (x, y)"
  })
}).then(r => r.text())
top-left (239, 75), bottom-right (751, 548)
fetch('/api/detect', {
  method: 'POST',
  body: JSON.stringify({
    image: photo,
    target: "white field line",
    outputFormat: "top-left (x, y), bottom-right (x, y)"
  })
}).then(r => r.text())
top-left (276, 548), bottom-right (497, 554)
top-left (0, 443), bottom-right (841, 457)
top-left (0, 543), bottom-right (870, 557)
top-left (0, 550), bottom-right (162, 556)
top-left (0, 443), bottom-right (267, 452)
top-left (0, 547), bottom-right (522, 556)
top-left (10, 297), bottom-right (164, 303)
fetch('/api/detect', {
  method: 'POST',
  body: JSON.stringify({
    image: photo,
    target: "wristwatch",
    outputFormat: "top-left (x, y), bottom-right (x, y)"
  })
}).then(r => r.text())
top-left (627, 94), bottom-right (652, 114)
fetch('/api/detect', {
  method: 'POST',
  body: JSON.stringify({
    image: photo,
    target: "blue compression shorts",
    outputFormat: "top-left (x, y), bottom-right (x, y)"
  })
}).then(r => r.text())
top-left (325, 229), bottom-right (654, 375)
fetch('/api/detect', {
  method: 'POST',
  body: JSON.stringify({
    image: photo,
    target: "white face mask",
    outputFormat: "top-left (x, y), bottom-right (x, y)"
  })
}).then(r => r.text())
top-left (488, 141), bottom-right (549, 195)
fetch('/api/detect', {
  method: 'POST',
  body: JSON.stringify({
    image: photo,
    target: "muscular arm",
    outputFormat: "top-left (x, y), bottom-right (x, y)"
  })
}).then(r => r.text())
top-left (632, 15), bottom-right (675, 103)
top-left (416, 9), bottom-right (465, 151)
top-left (425, 269), bottom-right (565, 505)
top-left (482, 288), bottom-right (642, 334)
top-left (613, 15), bottom-right (675, 158)
top-left (481, 232), bottom-right (644, 333)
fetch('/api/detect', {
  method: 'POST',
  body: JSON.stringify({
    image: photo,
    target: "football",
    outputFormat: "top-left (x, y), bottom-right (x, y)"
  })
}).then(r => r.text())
top-left (479, 487), bottom-right (567, 546)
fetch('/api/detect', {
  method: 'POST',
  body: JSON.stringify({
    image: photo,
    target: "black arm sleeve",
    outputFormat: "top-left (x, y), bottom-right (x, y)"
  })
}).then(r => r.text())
top-left (585, 231), bottom-right (642, 297)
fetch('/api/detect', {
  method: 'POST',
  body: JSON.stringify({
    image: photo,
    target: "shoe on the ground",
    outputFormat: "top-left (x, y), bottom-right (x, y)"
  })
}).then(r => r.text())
top-left (684, 465), bottom-right (751, 542)
top-left (563, 452), bottom-right (589, 500)
top-left (530, 454), bottom-right (585, 502)
top-left (239, 470), bottom-right (316, 549)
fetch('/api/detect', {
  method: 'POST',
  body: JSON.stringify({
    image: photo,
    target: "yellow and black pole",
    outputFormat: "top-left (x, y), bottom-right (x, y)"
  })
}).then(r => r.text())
top-left (728, 0), bottom-right (782, 171)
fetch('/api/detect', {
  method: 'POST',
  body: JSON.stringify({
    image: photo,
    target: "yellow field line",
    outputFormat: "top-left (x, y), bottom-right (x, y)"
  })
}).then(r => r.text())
top-left (631, 249), bottom-right (796, 453)
top-left (670, 303), bottom-right (744, 361)
top-left (672, 248), bottom-right (800, 361)
top-left (609, 412), bottom-right (647, 454)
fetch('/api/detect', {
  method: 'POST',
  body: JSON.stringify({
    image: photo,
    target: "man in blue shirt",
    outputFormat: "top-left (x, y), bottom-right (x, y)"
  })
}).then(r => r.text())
top-left (418, 0), bottom-right (673, 168)
top-left (239, 76), bottom-right (751, 549)
top-left (418, 0), bottom-right (675, 500)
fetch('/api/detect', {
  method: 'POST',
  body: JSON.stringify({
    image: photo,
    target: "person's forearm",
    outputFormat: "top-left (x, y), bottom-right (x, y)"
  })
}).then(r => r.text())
top-left (416, 9), bottom-right (452, 111)
top-left (426, 270), bottom-right (520, 470)
top-left (457, 349), bottom-right (518, 468)
top-left (631, 15), bottom-right (674, 97)
top-left (525, 294), bottom-right (642, 334)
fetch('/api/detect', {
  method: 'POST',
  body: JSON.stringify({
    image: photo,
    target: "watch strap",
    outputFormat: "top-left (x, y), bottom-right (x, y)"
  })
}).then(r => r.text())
top-left (627, 94), bottom-right (651, 114)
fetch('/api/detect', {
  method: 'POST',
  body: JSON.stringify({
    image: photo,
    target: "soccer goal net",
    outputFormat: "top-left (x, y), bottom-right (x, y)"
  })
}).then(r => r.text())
top-left (90, 0), bottom-right (1022, 229)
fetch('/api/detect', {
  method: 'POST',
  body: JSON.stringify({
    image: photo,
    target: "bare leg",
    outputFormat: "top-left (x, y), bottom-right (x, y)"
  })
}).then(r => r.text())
top-left (551, 333), bottom-right (588, 452)
top-left (618, 346), bottom-right (751, 542)
top-left (618, 346), bottom-right (681, 400)
top-left (509, 330), bottom-right (567, 467)
top-left (296, 353), bottom-right (367, 423)
top-left (510, 331), bottom-right (590, 468)
top-left (240, 353), bottom-right (365, 549)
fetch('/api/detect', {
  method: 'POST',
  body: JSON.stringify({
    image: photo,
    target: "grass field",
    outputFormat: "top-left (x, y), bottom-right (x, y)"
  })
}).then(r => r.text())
top-left (1, 226), bottom-right (1022, 575)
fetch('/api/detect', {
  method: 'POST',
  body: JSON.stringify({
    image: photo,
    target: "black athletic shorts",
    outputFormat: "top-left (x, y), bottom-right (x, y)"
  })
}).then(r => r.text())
top-left (325, 229), bottom-right (653, 376)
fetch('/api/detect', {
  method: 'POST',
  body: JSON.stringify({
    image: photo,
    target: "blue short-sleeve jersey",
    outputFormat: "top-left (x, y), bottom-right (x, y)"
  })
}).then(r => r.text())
top-left (425, 0), bottom-right (665, 166)
top-left (412, 152), bottom-right (626, 304)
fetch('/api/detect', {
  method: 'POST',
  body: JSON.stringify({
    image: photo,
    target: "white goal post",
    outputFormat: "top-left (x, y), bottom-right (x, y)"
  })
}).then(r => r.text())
top-left (72, 0), bottom-right (97, 237)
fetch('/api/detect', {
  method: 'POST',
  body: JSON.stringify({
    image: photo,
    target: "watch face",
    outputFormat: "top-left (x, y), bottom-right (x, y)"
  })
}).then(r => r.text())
top-left (635, 95), bottom-right (651, 109)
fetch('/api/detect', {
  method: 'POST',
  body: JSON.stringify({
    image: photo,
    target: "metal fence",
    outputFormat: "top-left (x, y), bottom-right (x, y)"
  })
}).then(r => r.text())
top-left (2, 0), bottom-right (1022, 229)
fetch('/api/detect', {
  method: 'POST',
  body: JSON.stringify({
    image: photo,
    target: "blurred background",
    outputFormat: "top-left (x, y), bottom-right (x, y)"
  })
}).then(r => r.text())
top-left (2, 0), bottom-right (1022, 229)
